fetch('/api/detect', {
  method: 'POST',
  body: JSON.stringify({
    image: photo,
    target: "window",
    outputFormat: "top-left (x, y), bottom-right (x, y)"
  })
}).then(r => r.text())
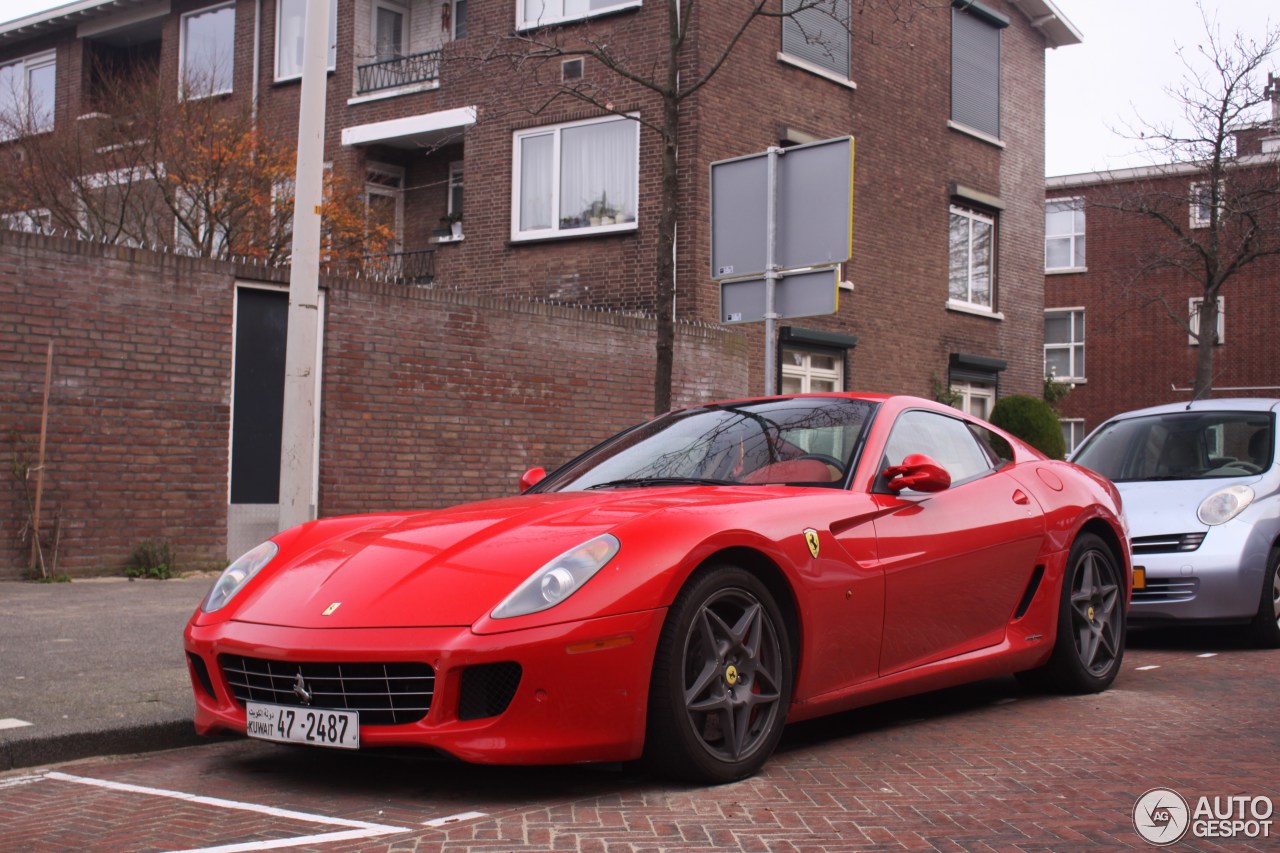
top-left (448, 161), bottom-right (464, 219)
top-left (950, 382), bottom-right (995, 420)
top-left (1, 209), bottom-right (53, 234)
top-left (950, 1), bottom-right (1006, 140)
top-left (1044, 309), bottom-right (1085, 382)
top-left (882, 409), bottom-right (995, 492)
top-left (512, 114), bottom-right (638, 241)
top-left (0, 51), bottom-right (55, 140)
top-left (518, 0), bottom-right (639, 30)
top-left (1045, 198), bottom-right (1085, 271)
top-left (781, 0), bottom-right (851, 82)
top-left (174, 192), bottom-right (230, 257)
top-left (276, 0), bottom-right (338, 81)
top-left (781, 347), bottom-right (844, 394)
top-left (373, 2), bottom-right (408, 62)
top-left (365, 163), bottom-right (404, 250)
top-left (452, 0), bottom-right (468, 39)
top-left (1189, 180), bottom-right (1222, 229)
top-left (1061, 419), bottom-right (1085, 455)
top-left (1189, 296), bottom-right (1224, 345)
top-left (181, 3), bottom-right (236, 98)
top-left (948, 204), bottom-right (995, 311)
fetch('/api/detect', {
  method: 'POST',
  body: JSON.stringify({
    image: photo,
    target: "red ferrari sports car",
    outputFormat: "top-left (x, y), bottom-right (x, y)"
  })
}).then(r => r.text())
top-left (185, 393), bottom-right (1130, 782)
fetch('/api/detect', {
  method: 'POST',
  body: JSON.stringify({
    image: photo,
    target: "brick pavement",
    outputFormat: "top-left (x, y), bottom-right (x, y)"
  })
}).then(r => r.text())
top-left (1, 630), bottom-right (1276, 852)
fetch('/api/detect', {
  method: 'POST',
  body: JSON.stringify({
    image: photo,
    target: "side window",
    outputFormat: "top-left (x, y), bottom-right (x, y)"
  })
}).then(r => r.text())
top-left (881, 410), bottom-right (994, 492)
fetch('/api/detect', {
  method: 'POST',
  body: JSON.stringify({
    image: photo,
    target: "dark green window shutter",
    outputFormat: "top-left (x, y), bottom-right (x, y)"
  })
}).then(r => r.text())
top-left (951, 6), bottom-right (1002, 138)
top-left (782, 0), bottom-right (850, 79)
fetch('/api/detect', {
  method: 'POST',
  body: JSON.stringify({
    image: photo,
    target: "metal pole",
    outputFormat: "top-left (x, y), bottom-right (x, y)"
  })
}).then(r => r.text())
top-left (763, 146), bottom-right (782, 396)
top-left (278, 0), bottom-right (329, 532)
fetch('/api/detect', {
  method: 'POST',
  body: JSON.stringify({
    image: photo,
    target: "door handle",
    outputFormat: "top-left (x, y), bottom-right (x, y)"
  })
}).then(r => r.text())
top-left (1012, 489), bottom-right (1031, 505)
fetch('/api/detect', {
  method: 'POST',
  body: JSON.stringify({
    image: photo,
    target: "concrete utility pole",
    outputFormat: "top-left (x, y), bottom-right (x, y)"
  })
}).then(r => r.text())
top-left (278, 0), bottom-right (329, 532)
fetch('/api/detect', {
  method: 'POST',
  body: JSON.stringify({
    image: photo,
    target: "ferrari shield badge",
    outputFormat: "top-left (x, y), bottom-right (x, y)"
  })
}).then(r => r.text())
top-left (322, 602), bottom-right (342, 616)
top-left (803, 528), bottom-right (820, 559)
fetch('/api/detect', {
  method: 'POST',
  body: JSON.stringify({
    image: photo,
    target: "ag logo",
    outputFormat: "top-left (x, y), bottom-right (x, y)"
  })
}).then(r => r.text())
top-left (803, 528), bottom-right (820, 559)
top-left (1133, 787), bottom-right (1190, 845)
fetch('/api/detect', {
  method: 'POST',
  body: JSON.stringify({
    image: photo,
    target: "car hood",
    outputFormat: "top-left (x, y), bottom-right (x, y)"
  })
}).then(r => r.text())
top-left (1114, 477), bottom-right (1259, 536)
top-left (227, 487), bottom-right (788, 629)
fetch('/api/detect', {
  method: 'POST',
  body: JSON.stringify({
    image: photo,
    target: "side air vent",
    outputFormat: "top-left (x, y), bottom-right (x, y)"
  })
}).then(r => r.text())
top-left (1013, 565), bottom-right (1045, 620)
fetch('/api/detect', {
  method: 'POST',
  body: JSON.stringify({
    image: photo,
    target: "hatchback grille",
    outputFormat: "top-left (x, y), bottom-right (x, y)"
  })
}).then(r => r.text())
top-left (1132, 577), bottom-right (1200, 604)
top-left (1131, 533), bottom-right (1206, 555)
top-left (219, 655), bottom-right (434, 726)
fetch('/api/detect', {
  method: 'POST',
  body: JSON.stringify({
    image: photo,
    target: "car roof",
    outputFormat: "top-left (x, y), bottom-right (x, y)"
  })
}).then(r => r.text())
top-left (1102, 398), bottom-right (1280, 421)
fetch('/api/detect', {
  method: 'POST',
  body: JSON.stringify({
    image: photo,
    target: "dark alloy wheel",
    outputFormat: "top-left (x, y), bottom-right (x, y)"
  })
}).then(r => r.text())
top-left (1019, 533), bottom-right (1125, 694)
top-left (644, 566), bottom-right (792, 783)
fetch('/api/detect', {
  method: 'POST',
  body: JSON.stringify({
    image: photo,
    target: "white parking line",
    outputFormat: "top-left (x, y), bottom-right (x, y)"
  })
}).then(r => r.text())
top-left (1135, 665), bottom-right (1160, 671)
top-left (423, 810), bottom-right (488, 827)
top-left (0, 718), bottom-right (33, 730)
top-left (0, 774), bottom-right (43, 789)
top-left (43, 772), bottom-right (408, 853)
top-left (1197, 653), bottom-right (1218, 658)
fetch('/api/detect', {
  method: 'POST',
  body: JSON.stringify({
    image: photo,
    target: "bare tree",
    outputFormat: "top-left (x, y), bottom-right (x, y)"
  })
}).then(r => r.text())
top-left (468, 0), bottom-right (924, 414)
top-left (1101, 8), bottom-right (1280, 400)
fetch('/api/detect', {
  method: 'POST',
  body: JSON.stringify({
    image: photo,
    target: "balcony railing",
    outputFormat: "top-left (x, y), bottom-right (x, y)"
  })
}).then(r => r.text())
top-left (356, 50), bottom-right (441, 94)
top-left (362, 248), bottom-right (436, 284)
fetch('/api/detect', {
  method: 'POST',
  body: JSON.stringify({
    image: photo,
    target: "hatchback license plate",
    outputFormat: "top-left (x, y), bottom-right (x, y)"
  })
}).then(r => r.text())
top-left (246, 702), bottom-right (359, 750)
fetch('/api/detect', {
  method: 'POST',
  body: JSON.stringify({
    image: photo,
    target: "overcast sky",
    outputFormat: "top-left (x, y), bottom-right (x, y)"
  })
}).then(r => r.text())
top-left (1, 0), bottom-right (1275, 177)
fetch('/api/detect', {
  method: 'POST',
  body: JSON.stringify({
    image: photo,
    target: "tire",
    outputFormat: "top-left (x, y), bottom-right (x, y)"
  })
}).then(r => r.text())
top-left (1247, 548), bottom-right (1280, 649)
top-left (643, 565), bottom-right (793, 784)
top-left (1018, 533), bottom-right (1125, 694)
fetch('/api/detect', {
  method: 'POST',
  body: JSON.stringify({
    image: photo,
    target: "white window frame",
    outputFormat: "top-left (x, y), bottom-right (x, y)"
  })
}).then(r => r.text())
top-left (174, 189), bottom-right (230, 256)
top-left (372, 0), bottom-right (409, 62)
top-left (778, 0), bottom-right (854, 88)
top-left (180, 2), bottom-right (236, 100)
top-left (1061, 419), bottom-right (1085, 454)
top-left (1044, 308), bottom-right (1085, 383)
top-left (948, 203), bottom-right (996, 314)
top-left (1189, 296), bottom-right (1224, 345)
top-left (447, 160), bottom-right (464, 219)
top-left (516, 0), bottom-right (642, 31)
top-left (275, 0), bottom-right (338, 82)
top-left (510, 113), bottom-right (640, 242)
top-left (0, 50), bottom-right (56, 141)
top-left (365, 162), bottom-right (405, 251)
top-left (1045, 197), bottom-right (1085, 272)
top-left (951, 381), bottom-right (996, 420)
top-left (781, 347), bottom-right (844, 394)
top-left (1189, 180), bottom-right (1222, 230)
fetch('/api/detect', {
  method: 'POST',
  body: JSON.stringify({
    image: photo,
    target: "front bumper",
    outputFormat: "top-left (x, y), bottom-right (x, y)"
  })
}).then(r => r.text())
top-left (1129, 526), bottom-right (1266, 623)
top-left (183, 607), bottom-right (666, 765)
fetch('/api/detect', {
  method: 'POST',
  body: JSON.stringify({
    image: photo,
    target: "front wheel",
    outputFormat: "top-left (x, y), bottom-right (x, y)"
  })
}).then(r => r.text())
top-left (1018, 533), bottom-right (1125, 694)
top-left (644, 566), bottom-right (793, 783)
top-left (1247, 547), bottom-right (1280, 648)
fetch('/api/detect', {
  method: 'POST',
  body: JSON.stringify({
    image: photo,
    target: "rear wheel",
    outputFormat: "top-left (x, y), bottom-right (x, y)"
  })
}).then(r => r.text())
top-left (1019, 533), bottom-right (1125, 694)
top-left (1247, 548), bottom-right (1280, 648)
top-left (644, 566), bottom-right (792, 783)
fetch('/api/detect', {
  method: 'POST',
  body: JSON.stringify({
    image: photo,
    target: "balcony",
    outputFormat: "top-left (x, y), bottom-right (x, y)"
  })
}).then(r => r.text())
top-left (355, 49), bottom-right (441, 95)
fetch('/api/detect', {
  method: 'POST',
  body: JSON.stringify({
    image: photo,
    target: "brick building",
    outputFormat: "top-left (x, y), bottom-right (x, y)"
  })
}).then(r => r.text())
top-left (1043, 124), bottom-right (1280, 452)
top-left (1, 0), bottom-right (1080, 572)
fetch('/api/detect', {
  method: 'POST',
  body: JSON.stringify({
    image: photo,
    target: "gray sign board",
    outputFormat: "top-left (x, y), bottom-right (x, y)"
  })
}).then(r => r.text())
top-left (710, 136), bottom-right (853, 280)
top-left (720, 267), bottom-right (840, 325)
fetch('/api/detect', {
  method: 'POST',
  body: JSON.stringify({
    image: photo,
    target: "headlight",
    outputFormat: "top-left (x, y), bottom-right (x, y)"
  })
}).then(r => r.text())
top-left (491, 534), bottom-right (620, 619)
top-left (1197, 485), bottom-right (1255, 526)
top-left (202, 541), bottom-right (278, 613)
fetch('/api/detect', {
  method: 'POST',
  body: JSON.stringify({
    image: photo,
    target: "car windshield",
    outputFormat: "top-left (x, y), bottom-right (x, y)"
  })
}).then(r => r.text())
top-left (537, 397), bottom-right (878, 491)
top-left (1072, 411), bottom-right (1274, 482)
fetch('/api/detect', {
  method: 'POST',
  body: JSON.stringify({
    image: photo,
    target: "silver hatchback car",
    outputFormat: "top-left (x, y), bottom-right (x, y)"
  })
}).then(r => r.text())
top-left (1070, 398), bottom-right (1279, 647)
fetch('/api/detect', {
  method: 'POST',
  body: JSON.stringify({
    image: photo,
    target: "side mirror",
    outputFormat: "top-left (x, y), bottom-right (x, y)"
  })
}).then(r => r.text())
top-left (519, 467), bottom-right (546, 493)
top-left (882, 453), bottom-right (951, 493)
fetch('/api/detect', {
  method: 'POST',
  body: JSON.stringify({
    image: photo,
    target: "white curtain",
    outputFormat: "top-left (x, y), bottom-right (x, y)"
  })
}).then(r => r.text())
top-left (560, 118), bottom-right (635, 225)
top-left (520, 134), bottom-right (554, 231)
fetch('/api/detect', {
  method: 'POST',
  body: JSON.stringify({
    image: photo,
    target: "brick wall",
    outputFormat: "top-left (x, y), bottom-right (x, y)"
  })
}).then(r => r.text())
top-left (0, 233), bottom-right (747, 578)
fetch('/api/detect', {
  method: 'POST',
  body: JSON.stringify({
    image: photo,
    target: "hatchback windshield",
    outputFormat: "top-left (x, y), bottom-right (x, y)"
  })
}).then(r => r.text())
top-left (538, 397), bottom-right (877, 491)
top-left (1072, 411), bottom-right (1274, 482)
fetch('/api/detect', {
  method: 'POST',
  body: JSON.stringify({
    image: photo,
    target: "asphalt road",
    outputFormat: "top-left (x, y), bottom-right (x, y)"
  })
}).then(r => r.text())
top-left (2, 628), bottom-right (1276, 852)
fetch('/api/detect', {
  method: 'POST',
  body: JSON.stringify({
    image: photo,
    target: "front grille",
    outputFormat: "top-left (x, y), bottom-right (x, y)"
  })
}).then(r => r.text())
top-left (1131, 532), bottom-right (1207, 555)
top-left (219, 655), bottom-right (434, 726)
top-left (1133, 577), bottom-right (1200, 604)
top-left (458, 662), bottom-right (522, 721)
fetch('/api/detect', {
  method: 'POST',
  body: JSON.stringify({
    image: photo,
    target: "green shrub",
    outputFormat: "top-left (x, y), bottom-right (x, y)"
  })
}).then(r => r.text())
top-left (990, 394), bottom-right (1066, 460)
top-left (126, 539), bottom-right (175, 580)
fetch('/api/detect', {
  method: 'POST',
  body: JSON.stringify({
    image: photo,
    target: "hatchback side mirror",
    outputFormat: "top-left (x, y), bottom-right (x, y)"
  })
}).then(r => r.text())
top-left (519, 467), bottom-right (546, 493)
top-left (882, 454), bottom-right (951, 493)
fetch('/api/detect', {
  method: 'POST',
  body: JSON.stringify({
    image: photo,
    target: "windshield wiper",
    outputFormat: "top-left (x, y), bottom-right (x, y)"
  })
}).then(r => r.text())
top-left (586, 477), bottom-right (735, 490)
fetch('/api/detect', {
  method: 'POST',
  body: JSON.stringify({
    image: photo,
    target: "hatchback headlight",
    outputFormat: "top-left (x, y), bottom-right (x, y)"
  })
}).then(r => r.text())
top-left (202, 541), bottom-right (278, 613)
top-left (491, 534), bottom-right (620, 619)
top-left (1197, 485), bottom-right (1255, 526)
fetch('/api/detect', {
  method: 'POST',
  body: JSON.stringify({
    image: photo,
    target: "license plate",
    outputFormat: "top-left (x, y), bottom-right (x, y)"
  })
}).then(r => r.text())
top-left (246, 702), bottom-right (359, 750)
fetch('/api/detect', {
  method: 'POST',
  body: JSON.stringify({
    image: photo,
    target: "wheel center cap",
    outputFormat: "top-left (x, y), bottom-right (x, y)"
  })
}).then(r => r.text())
top-left (1088, 606), bottom-right (1096, 623)
top-left (724, 664), bottom-right (739, 686)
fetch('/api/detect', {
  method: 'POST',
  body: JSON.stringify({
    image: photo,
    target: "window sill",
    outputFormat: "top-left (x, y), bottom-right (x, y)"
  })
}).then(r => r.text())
top-left (1049, 377), bottom-right (1086, 385)
top-left (776, 53), bottom-right (856, 89)
top-left (348, 81), bottom-right (440, 106)
top-left (946, 299), bottom-right (1004, 320)
top-left (517, 0), bottom-right (642, 31)
top-left (947, 121), bottom-right (1005, 149)
top-left (433, 234), bottom-right (464, 244)
top-left (1046, 266), bottom-right (1087, 275)
top-left (509, 223), bottom-right (638, 246)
